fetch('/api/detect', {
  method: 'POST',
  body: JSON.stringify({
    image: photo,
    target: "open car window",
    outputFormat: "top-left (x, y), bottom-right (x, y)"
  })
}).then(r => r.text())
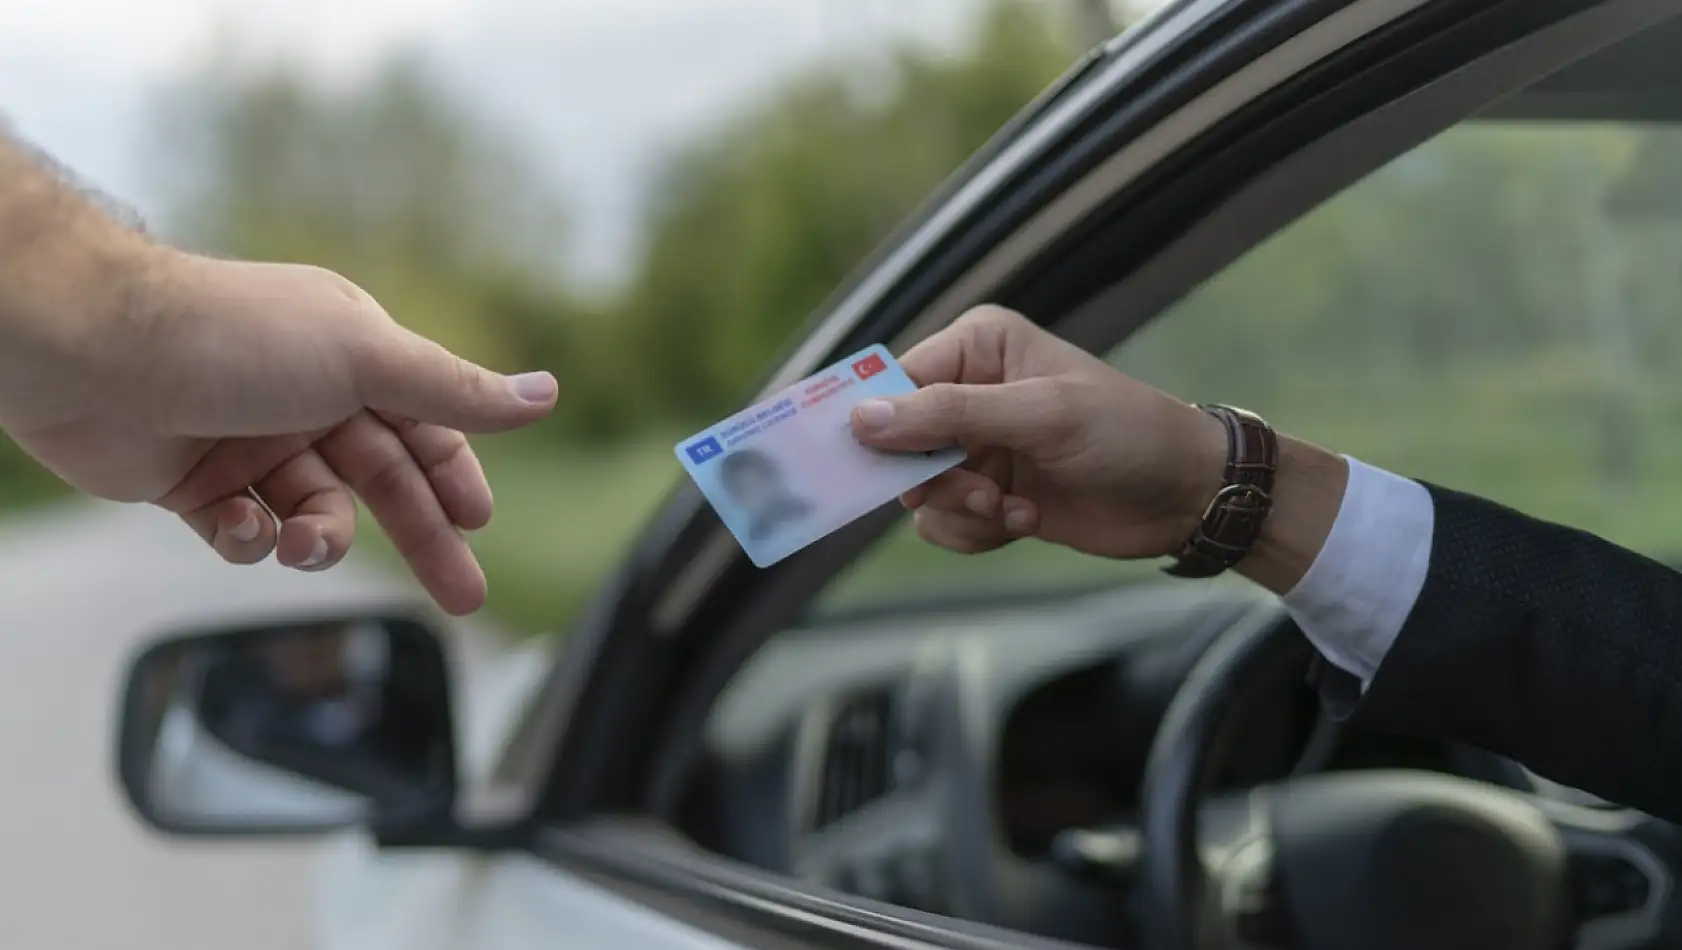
top-left (818, 117), bottom-right (1682, 614)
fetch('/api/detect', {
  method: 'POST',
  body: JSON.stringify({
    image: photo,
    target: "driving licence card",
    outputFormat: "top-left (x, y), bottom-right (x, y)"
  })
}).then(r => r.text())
top-left (675, 345), bottom-right (965, 567)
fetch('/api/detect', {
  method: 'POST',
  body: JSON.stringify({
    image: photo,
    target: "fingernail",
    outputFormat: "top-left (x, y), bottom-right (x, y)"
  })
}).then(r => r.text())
top-left (1005, 508), bottom-right (1033, 534)
top-left (509, 371), bottom-right (557, 404)
top-left (965, 491), bottom-right (991, 516)
top-left (854, 399), bottom-right (895, 432)
top-left (298, 537), bottom-right (331, 571)
top-left (229, 513), bottom-right (260, 543)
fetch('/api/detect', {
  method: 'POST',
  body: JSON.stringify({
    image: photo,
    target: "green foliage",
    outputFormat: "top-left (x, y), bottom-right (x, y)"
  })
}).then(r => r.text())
top-left (351, 436), bottom-right (680, 634)
top-left (130, 1), bottom-right (1080, 454)
top-left (0, 436), bottom-right (73, 509)
top-left (620, 0), bottom-right (1080, 422)
top-left (150, 53), bottom-right (590, 413)
top-left (158, 54), bottom-right (568, 275)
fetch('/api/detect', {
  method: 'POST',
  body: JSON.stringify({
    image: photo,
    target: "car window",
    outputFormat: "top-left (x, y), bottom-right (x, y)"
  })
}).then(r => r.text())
top-left (820, 119), bottom-right (1682, 613)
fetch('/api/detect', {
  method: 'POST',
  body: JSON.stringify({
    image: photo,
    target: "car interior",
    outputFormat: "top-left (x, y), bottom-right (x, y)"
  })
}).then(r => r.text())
top-left (661, 12), bottom-right (1682, 950)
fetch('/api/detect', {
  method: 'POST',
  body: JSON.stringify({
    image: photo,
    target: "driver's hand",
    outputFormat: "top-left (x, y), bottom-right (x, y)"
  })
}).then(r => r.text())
top-left (849, 306), bottom-right (1227, 560)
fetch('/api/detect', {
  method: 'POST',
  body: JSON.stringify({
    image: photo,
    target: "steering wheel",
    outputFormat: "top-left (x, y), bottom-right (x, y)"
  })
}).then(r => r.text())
top-left (1135, 605), bottom-right (1674, 950)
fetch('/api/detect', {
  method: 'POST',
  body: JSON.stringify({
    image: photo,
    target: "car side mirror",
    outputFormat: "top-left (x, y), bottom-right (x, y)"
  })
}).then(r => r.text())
top-left (115, 612), bottom-right (458, 837)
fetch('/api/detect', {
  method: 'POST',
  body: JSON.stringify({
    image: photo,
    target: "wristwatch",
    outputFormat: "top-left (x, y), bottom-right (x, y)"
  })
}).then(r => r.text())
top-left (1163, 405), bottom-right (1278, 578)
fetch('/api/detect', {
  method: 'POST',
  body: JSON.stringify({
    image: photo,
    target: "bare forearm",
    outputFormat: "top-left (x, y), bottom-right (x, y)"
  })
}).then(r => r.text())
top-left (0, 136), bottom-right (156, 367)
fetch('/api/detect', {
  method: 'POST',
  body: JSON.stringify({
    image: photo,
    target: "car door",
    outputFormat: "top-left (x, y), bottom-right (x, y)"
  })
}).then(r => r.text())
top-left (124, 1), bottom-right (1682, 948)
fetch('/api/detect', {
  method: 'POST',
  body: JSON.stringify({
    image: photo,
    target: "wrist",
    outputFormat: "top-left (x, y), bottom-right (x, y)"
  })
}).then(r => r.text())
top-left (1167, 404), bottom-right (1230, 542)
top-left (1164, 403), bottom-right (1346, 593)
top-left (9, 231), bottom-right (166, 360)
top-left (0, 145), bottom-right (165, 384)
top-left (1235, 437), bottom-right (1347, 595)
top-left (0, 234), bottom-right (173, 434)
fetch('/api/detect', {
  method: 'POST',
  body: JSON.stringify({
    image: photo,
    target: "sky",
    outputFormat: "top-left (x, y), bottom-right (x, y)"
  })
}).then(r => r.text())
top-left (0, 0), bottom-right (1136, 286)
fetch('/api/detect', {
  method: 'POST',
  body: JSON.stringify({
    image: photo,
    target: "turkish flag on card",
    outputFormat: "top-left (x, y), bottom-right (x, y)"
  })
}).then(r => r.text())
top-left (852, 353), bottom-right (887, 380)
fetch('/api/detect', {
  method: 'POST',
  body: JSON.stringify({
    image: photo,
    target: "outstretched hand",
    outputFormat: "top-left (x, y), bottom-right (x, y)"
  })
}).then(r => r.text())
top-left (0, 251), bottom-right (557, 615)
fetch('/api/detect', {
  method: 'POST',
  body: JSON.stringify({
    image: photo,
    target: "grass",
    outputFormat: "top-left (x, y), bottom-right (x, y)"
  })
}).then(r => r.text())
top-left (470, 436), bottom-right (680, 627)
top-left (358, 434), bottom-right (682, 638)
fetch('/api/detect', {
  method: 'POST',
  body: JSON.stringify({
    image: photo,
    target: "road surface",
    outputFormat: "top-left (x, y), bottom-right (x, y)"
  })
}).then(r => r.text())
top-left (0, 500), bottom-right (503, 950)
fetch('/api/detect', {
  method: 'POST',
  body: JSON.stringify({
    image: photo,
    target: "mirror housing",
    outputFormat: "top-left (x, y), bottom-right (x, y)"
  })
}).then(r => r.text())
top-left (115, 611), bottom-right (459, 838)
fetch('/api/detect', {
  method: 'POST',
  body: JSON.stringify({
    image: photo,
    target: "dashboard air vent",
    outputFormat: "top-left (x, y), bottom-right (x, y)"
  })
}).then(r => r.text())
top-left (814, 688), bottom-right (897, 828)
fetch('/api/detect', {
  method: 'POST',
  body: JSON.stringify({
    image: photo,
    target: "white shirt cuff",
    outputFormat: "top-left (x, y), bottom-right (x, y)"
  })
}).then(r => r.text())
top-left (1282, 456), bottom-right (1434, 687)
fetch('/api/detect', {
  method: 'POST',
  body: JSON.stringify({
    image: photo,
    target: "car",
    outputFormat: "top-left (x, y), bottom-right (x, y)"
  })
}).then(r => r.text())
top-left (112, 1), bottom-right (1682, 948)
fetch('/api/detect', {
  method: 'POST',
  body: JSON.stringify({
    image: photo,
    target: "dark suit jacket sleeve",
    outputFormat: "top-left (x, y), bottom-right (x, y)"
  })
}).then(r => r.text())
top-left (1313, 481), bottom-right (1682, 822)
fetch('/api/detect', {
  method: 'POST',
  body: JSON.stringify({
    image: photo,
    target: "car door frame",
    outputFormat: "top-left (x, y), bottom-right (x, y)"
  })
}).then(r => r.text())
top-left (458, 0), bottom-right (1682, 946)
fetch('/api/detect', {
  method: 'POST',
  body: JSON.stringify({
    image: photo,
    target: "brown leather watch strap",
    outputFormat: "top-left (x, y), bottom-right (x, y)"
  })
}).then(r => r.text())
top-left (1163, 405), bottom-right (1278, 579)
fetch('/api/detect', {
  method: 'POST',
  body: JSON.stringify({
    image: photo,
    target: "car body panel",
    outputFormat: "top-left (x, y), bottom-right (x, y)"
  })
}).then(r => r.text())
top-left (317, 842), bottom-right (744, 950)
top-left (312, 639), bottom-right (553, 948)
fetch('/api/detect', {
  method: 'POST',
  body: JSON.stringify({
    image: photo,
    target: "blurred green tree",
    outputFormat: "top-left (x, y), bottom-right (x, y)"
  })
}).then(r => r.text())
top-left (621, 0), bottom-right (1083, 422)
top-left (1127, 125), bottom-right (1653, 396)
top-left (137, 2), bottom-right (1098, 442)
top-left (146, 51), bottom-right (605, 434)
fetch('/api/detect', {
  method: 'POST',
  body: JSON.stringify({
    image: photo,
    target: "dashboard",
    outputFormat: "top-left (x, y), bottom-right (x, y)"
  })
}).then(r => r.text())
top-left (682, 581), bottom-right (1627, 944)
top-left (993, 638), bottom-right (1317, 856)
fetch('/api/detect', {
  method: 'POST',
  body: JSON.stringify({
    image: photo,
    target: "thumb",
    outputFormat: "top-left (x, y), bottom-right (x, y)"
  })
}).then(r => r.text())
top-left (851, 380), bottom-right (1060, 453)
top-left (358, 327), bottom-right (558, 433)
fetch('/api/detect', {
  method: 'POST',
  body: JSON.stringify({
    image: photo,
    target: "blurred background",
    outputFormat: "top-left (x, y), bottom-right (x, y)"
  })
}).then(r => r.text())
top-left (1, 0), bottom-right (1145, 636)
top-left (8, 1), bottom-right (1682, 945)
